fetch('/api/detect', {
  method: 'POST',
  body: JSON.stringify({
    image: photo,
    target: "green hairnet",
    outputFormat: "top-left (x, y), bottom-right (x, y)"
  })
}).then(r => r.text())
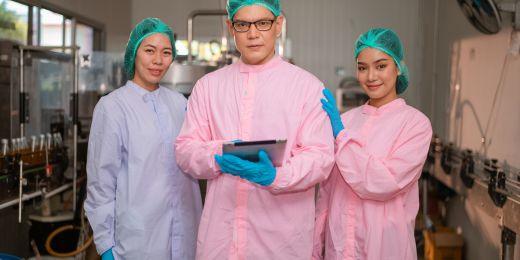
top-left (227, 0), bottom-right (281, 20)
top-left (354, 28), bottom-right (409, 94)
top-left (124, 18), bottom-right (176, 79)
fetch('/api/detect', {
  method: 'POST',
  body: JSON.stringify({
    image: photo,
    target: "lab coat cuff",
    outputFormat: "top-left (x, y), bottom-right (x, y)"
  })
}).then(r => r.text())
top-left (268, 167), bottom-right (285, 193)
top-left (85, 202), bottom-right (115, 254)
top-left (96, 241), bottom-right (114, 255)
top-left (210, 140), bottom-right (226, 173)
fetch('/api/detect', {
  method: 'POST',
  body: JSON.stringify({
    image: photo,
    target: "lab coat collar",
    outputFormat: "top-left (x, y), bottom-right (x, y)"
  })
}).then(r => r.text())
top-left (362, 98), bottom-right (406, 116)
top-left (238, 54), bottom-right (282, 73)
top-left (127, 80), bottom-right (161, 102)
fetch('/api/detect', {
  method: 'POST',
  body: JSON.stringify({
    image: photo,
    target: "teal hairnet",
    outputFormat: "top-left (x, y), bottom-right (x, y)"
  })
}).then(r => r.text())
top-left (124, 18), bottom-right (176, 79)
top-left (354, 28), bottom-right (409, 94)
top-left (227, 0), bottom-right (281, 20)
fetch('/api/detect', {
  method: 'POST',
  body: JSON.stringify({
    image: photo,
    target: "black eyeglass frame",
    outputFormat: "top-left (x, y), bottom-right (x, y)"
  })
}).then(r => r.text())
top-left (231, 19), bottom-right (276, 32)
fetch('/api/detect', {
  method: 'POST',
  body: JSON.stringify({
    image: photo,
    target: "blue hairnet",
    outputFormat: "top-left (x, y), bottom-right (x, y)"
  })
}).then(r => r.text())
top-left (227, 0), bottom-right (281, 20)
top-left (354, 28), bottom-right (409, 94)
top-left (124, 18), bottom-right (176, 79)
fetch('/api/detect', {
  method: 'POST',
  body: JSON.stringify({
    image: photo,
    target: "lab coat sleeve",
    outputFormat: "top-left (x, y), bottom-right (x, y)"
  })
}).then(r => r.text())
top-left (84, 99), bottom-right (122, 254)
top-left (175, 79), bottom-right (224, 179)
top-left (336, 113), bottom-right (432, 201)
top-left (269, 84), bottom-right (335, 193)
top-left (312, 169), bottom-right (336, 259)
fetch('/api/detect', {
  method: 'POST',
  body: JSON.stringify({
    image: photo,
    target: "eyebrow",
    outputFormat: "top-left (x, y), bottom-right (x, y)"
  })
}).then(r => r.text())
top-left (234, 17), bottom-right (275, 22)
top-left (357, 58), bottom-right (389, 65)
top-left (143, 44), bottom-right (172, 50)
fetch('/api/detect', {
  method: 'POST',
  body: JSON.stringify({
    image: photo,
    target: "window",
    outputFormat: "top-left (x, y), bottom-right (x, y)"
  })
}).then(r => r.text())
top-left (76, 23), bottom-right (94, 55)
top-left (40, 8), bottom-right (63, 46)
top-left (0, 0), bottom-right (102, 54)
top-left (0, 0), bottom-right (28, 44)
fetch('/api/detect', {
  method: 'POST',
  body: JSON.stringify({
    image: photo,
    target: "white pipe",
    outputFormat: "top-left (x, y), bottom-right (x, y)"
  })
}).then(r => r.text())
top-left (0, 182), bottom-right (75, 211)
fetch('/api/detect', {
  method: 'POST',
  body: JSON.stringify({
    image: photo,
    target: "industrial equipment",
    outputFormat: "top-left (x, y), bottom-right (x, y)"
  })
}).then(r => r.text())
top-left (0, 40), bottom-right (92, 258)
top-left (457, 0), bottom-right (520, 34)
top-left (424, 137), bottom-right (520, 260)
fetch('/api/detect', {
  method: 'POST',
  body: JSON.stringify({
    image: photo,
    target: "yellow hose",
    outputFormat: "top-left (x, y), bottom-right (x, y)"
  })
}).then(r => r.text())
top-left (44, 224), bottom-right (93, 257)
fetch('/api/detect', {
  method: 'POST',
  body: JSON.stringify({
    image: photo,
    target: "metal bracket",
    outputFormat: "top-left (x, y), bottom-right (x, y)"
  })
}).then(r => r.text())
top-left (460, 149), bottom-right (475, 188)
top-left (501, 227), bottom-right (516, 260)
top-left (487, 159), bottom-right (508, 207)
top-left (441, 143), bottom-right (454, 174)
top-left (19, 92), bottom-right (29, 124)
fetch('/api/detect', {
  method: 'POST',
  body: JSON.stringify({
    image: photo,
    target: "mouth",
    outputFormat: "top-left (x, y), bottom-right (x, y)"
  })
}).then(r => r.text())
top-left (247, 44), bottom-right (263, 50)
top-left (366, 83), bottom-right (383, 90)
top-left (148, 69), bottom-right (163, 77)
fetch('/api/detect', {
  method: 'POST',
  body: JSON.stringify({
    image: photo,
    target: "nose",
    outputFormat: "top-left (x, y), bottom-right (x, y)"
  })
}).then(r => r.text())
top-left (152, 52), bottom-right (163, 65)
top-left (367, 67), bottom-right (377, 82)
top-left (247, 24), bottom-right (260, 39)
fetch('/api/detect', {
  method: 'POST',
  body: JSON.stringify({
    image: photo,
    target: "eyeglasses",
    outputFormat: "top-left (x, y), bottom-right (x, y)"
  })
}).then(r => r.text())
top-left (232, 19), bottom-right (275, 33)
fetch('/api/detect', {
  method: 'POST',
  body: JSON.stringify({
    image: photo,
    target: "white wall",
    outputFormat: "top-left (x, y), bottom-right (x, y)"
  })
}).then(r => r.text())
top-left (283, 0), bottom-right (423, 108)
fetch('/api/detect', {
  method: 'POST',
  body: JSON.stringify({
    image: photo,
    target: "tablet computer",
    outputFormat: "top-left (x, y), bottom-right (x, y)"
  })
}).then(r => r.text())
top-left (222, 139), bottom-right (287, 167)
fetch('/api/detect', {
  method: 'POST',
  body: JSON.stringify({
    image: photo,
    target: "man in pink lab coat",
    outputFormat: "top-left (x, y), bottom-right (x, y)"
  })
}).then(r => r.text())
top-left (174, 0), bottom-right (334, 259)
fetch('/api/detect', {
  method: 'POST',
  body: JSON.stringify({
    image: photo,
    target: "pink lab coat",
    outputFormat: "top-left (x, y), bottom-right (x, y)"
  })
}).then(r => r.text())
top-left (175, 55), bottom-right (335, 259)
top-left (313, 98), bottom-right (432, 260)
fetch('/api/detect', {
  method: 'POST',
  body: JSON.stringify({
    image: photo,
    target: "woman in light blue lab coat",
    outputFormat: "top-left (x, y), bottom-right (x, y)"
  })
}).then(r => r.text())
top-left (84, 18), bottom-right (202, 260)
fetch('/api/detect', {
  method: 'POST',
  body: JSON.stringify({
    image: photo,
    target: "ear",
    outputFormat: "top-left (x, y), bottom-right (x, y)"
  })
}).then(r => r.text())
top-left (275, 15), bottom-right (284, 38)
top-left (226, 19), bottom-right (236, 38)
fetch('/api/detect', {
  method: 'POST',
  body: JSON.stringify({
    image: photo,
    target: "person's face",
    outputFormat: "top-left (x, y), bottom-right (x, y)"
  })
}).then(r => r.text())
top-left (356, 48), bottom-right (399, 107)
top-left (133, 33), bottom-right (173, 91)
top-left (226, 5), bottom-right (283, 65)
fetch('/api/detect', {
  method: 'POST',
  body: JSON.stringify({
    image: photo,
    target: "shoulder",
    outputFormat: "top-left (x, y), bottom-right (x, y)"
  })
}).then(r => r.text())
top-left (93, 86), bottom-right (128, 119)
top-left (402, 104), bottom-right (432, 133)
top-left (281, 61), bottom-right (323, 89)
top-left (160, 86), bottom-right (187, 103)
top-left (199, 63), bottom-right (236, 84)
top-left (341, 106), bottom-right (363, 121)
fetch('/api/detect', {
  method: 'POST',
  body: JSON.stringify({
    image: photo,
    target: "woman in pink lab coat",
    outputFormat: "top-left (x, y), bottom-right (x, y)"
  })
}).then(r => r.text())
top-left (313, 28), bottom-right (433, 260)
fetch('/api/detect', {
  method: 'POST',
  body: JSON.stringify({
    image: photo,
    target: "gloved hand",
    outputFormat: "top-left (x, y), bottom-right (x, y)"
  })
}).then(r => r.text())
top-left (321, 88), bottom-right (345, 138)
top-left (215, 150), bottom-right (276, 186)
top-left (101, 248), bottom-right (115, 260)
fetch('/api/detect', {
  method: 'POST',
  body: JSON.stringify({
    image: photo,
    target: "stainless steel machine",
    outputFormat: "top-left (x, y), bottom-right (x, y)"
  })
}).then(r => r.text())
top-left (0, 41), bottom-right (80, 215)
top-left (424, 137), bottom-right (520, 260)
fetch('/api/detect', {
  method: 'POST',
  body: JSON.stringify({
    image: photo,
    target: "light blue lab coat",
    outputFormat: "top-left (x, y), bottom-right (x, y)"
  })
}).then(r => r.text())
top-left (84, 81), bottom-right (202, 259)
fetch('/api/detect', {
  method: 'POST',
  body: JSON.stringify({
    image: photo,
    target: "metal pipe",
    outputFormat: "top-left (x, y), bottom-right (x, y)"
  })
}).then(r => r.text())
top-left (18, 45), bottom-right (77, 52)
top-left (187, 10), bottom-right (228, 62)
top-left (18, 160), bottom-right (23, 223)
top-left (19, 47), bottom-right (24, 137)
top-left (72, 18), bottom-right (79, 212)
top-left (0, 182), bottom-right (76, 210)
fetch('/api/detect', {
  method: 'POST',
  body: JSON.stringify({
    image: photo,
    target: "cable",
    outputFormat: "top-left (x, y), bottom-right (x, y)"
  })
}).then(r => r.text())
top-left (44, 224), bottom-right (93, 257)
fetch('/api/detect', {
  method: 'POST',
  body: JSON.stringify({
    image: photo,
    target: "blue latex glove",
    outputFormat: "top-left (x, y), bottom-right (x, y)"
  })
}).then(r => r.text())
top-left (101, 248), bottom-right (115, 260)
top-left (215, 150), bottom-right (276, 186)
top-left (321, 88), bottom-right (345, 138)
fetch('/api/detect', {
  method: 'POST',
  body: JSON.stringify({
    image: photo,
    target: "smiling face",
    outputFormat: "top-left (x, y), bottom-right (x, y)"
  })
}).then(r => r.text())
top-left (356, 47), bottom-right (399, 108)
top-left (132, 33), bottom-right (173, 91)
top-left (226, 5), bottom-right (283, 65)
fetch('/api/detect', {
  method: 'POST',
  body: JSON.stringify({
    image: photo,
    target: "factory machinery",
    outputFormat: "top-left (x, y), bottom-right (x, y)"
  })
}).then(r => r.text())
top-left (0, 40), bottom-right (92, 258)
top-left (423, 137), bottom-right (520, 260)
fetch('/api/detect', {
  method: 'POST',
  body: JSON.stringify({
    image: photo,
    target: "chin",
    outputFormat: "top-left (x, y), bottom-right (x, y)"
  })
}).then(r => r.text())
top-left (243, 52), bottom-right (271, 65)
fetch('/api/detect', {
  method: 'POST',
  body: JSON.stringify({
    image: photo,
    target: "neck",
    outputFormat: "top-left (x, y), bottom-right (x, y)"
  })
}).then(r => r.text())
top-left (132, 78), bottom-right (158, 92)
top-left (368, 93), bottom-right (398, 108)
top-left (241, 51), bottom-right (275, 66)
